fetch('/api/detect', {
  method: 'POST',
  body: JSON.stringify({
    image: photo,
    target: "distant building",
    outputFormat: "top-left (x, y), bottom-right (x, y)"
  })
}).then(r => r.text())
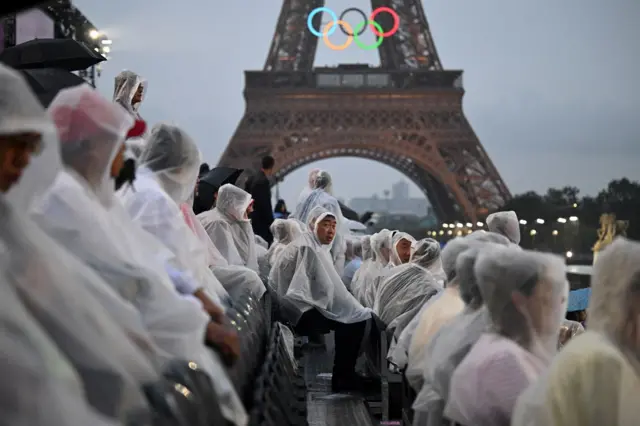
top-left (349, 179), bottom-right (430, 216)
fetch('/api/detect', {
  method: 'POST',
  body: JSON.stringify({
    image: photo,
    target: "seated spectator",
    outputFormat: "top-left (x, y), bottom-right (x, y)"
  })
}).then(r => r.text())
top-left (342, 236), bottom-right (363, 289)
top-left (118, 124), bottom-right (231, 307)
top-left (269, 206), bottom-right (372, 392)
top-left (445, 247), bottom-right (568, 426)
top-left (374, 238), bottom-right (442, 336)
top-left (412, 237), bottom-right (509, 425)
top-left (512, 238), bottom-right (640, 426)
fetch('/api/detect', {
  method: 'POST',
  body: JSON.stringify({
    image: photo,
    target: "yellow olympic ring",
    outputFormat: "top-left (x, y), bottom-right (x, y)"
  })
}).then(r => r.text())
top-left (322, 20), bottom-right (353, 51)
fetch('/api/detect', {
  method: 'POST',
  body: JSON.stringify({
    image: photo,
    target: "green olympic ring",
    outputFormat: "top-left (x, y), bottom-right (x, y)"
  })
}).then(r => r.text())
top-left (353, 20), bottom-right (384, 50)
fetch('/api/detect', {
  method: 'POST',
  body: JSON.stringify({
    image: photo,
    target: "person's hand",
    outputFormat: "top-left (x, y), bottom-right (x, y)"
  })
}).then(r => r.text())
top-left (193, 289), bottom-right (225, 323)
top-left (206, 322), bottom-right (240, 366)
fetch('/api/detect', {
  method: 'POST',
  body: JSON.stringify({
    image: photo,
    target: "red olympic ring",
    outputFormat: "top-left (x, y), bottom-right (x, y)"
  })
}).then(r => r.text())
top-left (369, 7), bottom-right (400, 38)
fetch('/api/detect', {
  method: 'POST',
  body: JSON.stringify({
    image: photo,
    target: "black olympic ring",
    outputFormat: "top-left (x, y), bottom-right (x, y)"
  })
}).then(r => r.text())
top-left (338, 8), bottom-right (368, 37)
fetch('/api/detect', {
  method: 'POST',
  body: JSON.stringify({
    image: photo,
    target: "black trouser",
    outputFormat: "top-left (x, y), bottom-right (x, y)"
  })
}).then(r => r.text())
top-left (295, 309), bottom-right (367, 378)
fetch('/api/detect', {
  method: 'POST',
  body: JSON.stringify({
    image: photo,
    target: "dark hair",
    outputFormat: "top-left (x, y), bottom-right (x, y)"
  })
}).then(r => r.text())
top-left (114, 158), bottom-right (136, 191)
top-left (261, 155), bottom-right (275, 170)
top-left (275, 199), bottom-right (287, 213)
top-left (199, 163), bottom-right (210, 175)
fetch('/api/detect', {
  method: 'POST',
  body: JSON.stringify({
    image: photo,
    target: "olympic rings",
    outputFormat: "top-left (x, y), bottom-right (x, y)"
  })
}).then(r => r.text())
top-left (307, 6), bottom-right (400, 50)
top-left (322, 21), bottom-right (353, 51)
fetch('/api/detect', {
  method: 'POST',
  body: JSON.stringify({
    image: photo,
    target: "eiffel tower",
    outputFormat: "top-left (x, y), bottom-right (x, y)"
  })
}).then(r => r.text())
top-left (217, 0), bottom-right (511, 221)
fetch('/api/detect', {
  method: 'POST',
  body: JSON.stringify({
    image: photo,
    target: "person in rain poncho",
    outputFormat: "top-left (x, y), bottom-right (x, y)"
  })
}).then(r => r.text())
top-left (113, 70), bottom-right (145, 118)
top-left (182, 196), bottom-right (267, 303)
top-left (118, 123), bottom-right (231, 311)
top-left (486, 210), bottom-right (521, 245)
top-left (31, 86), bottom-right (245, 424)
top-left (266, 218), bottom-right (303, 268)
top-left (412, 239), bottom-right (509, 426)
top-left (374, 238), bottom-right (442, 336)
top-left (342, 236), bottom-right (363, 289)
top-left (361, 230), bottom-right (415, 307)
top-left (292, 170), bottom-right (349, 275)
top-left (404, 231), bottom-right (509, 382)
top-left (294, 167), bottom-right (320, 212)
top-left (198, 184), bottom-right (260, 272)
top-left (113, 70), bottom-right (147, 158)
top-left (351, 232), bottom-right (385, 302)
top-left (0, 271), bottom-right (121, 426)
top-left (512, 237), bottom-right (640, 426)
top-left (0, 67), bottom-right (158, 422)
top-left (445, 247), bottom-right (568, 426)
top-left (269, 206), bottom-right (373, 392)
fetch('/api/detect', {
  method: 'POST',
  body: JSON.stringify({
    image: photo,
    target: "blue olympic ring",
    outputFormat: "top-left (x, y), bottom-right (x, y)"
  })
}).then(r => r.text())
top-left (307, 7), bottom-right (338, 38)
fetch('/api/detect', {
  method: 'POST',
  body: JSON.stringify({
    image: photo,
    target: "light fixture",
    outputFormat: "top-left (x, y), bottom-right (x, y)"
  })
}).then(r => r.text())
top-left (573, 203), bottom-right (578, 208)
top-left (465, 222), bottom-right (473, 228)
top-left (102, 46), bottom-right (110, 53)
top-left (536, 218), bottom-right (545, 224)
top-left (101, 39), bottom-right (112, 45)
top-left (552, 230), bottom-right (558, 236)
top-left (530, 229), bottom-right (537, 236)
top-left (519, 219), bottom-right (527, 225)
top-left (557, 218), bottom-right (567, 223)
top-left (456, 223), bottom-right (463, 228)
top-left (442, 223), bottom-right (448, 228)
top-left (439, 230), bottom-right (444, 235)
top-left (456, 231), bottom-right (462, 236)
top-left (476, 222), bottom-right (483, 227)
top-left (569, 216), bottom-right (578, 222)
top-left (89, 29), bottom-right (100, 39)
top-left (566, 251), bottom-right (573, 258)
top-left (447, 230), bottom-right (452, 235)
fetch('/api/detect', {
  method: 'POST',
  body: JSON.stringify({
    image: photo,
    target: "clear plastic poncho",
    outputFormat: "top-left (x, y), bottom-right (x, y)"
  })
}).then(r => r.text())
top-left (361, 231), bottom-right (415, 307)
top-left (32, 87), bottom-right (246, 424)
top-left (294, 168), bottom-right (321, 212)
top-left (1, 77), bottom-right (157, 420)
top-left (352, 229), bottom-right (391, 304)
top-left (292, 170), bottom-right (347, 275)
top-left (182, 201), bottom-right (266, 301)
top-left (486, 210), bottom-right (520, 245)
top-left (198, 183), bottom-right (260, 273)
top-left (512, 237), bottom-right (640, 426)
top-left (113, 70), bottom-right (146, 116)
top-left (0, 271), bottom-right (119, 426)
top-left (267, 218), bottom-right (304, 267)
top-left (412, 242), bottom-right (508, 424)
top-left (268, 206), bottom-right (372, 325)
top-left (373, 238), bottom-right (442, 333)
top-left (118, 123), bottom-right (229, 304)
top-left (444, 247), bottom-right (568, 426)
top-left (361, 235), bottom-right (372, 260)
top-left (413, 237), bottom-right (447, 285)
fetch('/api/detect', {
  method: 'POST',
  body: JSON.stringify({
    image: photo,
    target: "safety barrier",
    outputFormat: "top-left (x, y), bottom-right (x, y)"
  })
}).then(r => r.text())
top-left (249, 323), bottom-right (309, 426)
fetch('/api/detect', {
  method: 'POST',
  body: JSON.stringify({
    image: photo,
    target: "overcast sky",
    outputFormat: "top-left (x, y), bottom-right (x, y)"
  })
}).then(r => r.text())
top-left (75, 0), bottom-right (639, 205)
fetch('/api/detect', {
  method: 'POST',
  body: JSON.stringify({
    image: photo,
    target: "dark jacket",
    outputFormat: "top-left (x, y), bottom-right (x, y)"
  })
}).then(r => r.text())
top-left (245, 170), bottom-right (274, 245)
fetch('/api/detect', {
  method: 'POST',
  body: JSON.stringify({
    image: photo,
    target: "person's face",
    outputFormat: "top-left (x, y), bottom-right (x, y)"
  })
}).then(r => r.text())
top-left (0, 133), bottom-right (41, 192)
top-left (110, 143), bottom-right (126, 179)
top-left (316, 216), bottom-right (337, 245)
top-left (132, 84), bottom-right (144, 104)
top-left (520, 272), bottom-right (568, 339)
top-left (244, 200), bottom-right (254, 219)
top-left (396, 238), bottom-right (413, 264)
